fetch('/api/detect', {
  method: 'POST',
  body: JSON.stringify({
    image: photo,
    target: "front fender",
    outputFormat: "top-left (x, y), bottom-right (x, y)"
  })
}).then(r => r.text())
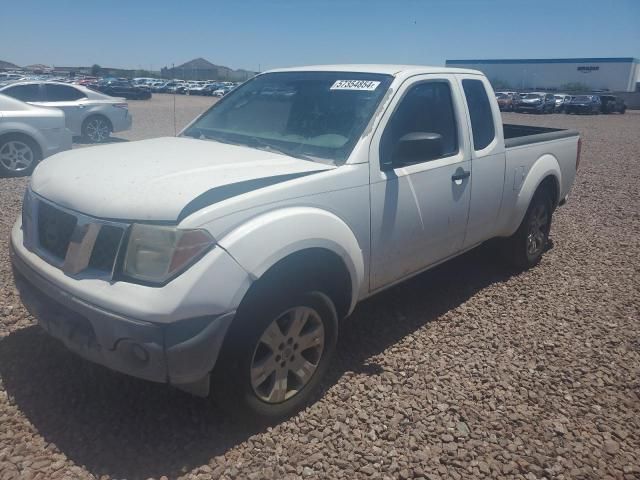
top-left (505, 154), bottom-right (561, 236)
top-left (0, 123), bottom-right (46, 153)
top-left (217, 207), bottom-right (365, 314)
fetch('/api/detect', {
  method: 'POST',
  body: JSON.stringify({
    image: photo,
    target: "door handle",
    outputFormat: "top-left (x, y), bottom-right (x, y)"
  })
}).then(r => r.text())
top-left (451, 170), bottom-right (471, 182)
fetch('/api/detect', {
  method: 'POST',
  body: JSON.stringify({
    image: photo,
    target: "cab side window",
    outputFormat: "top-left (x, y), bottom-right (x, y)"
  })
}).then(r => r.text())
top-left (381, 81), bottom-right (458, 168)
top-left (462, 79), bottom-right (495, 151)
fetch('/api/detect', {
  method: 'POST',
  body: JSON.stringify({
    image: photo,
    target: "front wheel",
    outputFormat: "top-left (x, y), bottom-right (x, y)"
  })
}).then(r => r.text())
top-left (505, 189), bottom-right (552, 269)
top-left (213, 286), bottom-right (338, 421)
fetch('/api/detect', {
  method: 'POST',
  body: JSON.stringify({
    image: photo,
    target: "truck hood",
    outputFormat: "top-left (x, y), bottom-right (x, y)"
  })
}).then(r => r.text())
top-left (31, 136), bottom-right (335, 221)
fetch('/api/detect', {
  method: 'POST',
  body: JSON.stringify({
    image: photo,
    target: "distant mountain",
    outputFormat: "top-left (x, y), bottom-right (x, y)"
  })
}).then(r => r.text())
top-left (0, 60), bottom-right (20, 70)
top-left (23, 64), bottom-right (51, 71)
top-left (162, 57), bottom-right (256, 82)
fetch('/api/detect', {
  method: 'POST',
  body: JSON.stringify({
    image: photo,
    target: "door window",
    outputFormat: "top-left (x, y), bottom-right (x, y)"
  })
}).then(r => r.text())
top-left (2, 84), bottom-right (40, 102)
top-left (381, 81), bottom-right (458, 168)
top-left (43, 84), bottom-right (86, 101)
top-left (461, 79), bottom-right (495, 150)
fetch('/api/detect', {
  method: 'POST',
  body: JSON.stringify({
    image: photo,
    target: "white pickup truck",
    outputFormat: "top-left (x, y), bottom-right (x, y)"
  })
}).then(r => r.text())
top-left (11, 65), bottom-right (580, 419)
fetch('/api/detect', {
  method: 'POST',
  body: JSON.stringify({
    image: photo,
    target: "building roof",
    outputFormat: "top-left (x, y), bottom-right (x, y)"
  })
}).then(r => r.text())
top-left (267, 64), bottom-right (482, 75)
top-left (446, 57), bottom-right (640, 65)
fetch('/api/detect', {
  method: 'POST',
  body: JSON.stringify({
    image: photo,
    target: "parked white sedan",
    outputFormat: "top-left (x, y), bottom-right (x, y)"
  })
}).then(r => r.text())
top-left (0, 93), bottom-right (72, 176)
top-left (0, 82), bottom-right (132, 143)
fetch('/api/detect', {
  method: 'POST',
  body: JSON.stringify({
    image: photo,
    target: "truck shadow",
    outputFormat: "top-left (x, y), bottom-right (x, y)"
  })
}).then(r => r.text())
top-left (0, 242), bottom-right (521, 480)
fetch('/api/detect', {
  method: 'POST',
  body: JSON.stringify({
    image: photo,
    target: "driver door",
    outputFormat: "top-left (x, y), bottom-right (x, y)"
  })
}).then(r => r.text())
top-left (369, 75), bottom-right (472, 290)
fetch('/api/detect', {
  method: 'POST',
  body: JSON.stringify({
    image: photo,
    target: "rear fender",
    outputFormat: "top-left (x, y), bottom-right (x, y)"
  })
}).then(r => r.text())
top-left (504, 154), bottom-right (561, 236)
top-left (217, 207), bottom-right (364, 314)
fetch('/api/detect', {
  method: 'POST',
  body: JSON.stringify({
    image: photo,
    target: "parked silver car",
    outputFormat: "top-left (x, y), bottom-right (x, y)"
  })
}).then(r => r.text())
top-left (553, 94), bottom-right (572, 112)
top-left (0, 81), bottom-right (132, 143)
top-left (0, 93), bottom-right (72, 176)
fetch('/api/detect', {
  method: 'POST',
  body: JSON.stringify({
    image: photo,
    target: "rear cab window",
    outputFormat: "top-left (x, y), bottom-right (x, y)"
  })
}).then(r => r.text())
top-left (461, 79), bottom-right (496, 151)
top-left (43, 84), bottom-right (87, 102)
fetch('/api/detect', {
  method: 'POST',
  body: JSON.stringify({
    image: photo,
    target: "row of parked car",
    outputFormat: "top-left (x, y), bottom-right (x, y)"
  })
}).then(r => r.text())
top-left (133, 78), bottom-right (239, 97)
top-left (0, 79), bottom-right (137, 175)
top-left (495, 91), bottom-right (627, 115)
top-left (0, 74), bottom-right (154, 101)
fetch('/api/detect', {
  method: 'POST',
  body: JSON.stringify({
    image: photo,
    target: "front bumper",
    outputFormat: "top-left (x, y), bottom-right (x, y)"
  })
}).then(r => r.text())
top-left (566, 105), bottom-right (594, 113)
top-left (517, 103), bottom-right (544, 111)
top-left (11, 243), bottom-right (235, 397)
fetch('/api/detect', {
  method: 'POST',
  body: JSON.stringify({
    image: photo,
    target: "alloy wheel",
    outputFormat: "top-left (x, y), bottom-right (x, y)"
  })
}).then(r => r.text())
top-left (526, 203), bottom-right (549, 257)
top-left (0, 140), bottom-right (35, 173)
top-left (85, 118), bottom-right (110, 143)
top-left (250, 306), bottom-right (325, 403)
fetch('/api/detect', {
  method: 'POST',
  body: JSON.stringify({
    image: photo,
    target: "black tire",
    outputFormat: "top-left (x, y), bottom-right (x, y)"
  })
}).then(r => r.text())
top-left (212, 267), bottom-right (339, 421)
top-left (505, 189), bottom-right (553, 269)
top-left (0, 134), bottom-right (41, 177)
top-left (82, 115), bottom-right (112, 143)
top-left (620, 107), bottom-right (626, 114)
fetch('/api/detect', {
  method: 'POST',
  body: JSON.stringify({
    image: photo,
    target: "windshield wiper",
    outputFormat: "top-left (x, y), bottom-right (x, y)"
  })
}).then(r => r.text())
top-left (245, 136), bottom-right (316, 162)
top-left (184, 129), bottom-right (323, 163)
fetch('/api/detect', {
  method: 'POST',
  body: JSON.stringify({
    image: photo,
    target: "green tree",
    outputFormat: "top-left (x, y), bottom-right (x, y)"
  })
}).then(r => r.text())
top-left (91, 64), bottom-right (101, 76)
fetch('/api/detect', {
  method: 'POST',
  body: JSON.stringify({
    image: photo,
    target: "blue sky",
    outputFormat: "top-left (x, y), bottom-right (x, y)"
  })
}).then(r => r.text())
top-left (2, 0), bottom-right (639, 71)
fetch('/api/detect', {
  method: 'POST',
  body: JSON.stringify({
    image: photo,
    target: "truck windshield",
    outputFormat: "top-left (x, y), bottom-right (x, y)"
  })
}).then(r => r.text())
top-left (183, 71), bottom-right (393, 164)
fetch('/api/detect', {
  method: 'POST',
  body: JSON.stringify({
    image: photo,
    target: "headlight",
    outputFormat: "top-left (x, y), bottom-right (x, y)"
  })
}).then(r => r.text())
top-left (122, 224), bottom-right (215, 284)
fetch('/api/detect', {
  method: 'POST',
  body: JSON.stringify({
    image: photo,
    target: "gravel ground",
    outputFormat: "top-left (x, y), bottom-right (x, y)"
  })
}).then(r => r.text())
top-left (0, 98), bottom-right (638, 480)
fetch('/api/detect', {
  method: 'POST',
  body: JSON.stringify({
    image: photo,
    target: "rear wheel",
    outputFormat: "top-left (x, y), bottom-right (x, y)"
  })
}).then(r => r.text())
top-left (82, 115), bottom-right (112, 143)
top-left (505, 189), bottom-right (553, 269)
top-left (0, 134), bottom-right (40, 176)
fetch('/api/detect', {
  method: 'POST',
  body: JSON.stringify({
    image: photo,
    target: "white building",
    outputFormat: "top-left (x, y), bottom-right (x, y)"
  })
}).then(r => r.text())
top-left (445, 58), bottom-right (640, 92)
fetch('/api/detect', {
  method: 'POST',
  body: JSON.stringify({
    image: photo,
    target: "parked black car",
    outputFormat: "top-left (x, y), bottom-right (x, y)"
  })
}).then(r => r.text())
top-left (599, 95), bottom-right (627, 114)
top-left (91, 80), bottom-right (152, 100)
top-left (565, 95), bottom-right (601, 114)
top-left (515, 93), bottom-right (555, 114)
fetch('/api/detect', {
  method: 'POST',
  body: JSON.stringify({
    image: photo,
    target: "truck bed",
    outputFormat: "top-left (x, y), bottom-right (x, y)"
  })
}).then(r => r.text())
top-left (504, 124), bottom-right (579, 148)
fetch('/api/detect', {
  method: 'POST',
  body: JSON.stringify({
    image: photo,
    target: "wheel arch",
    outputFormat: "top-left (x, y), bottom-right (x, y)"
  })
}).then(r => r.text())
top-left (217, 207), bottom-right (365, 317)
top-left (0, 130), bottom-right (43, 161)
top-left (503, 154), bottom-right (561, 237)
top-left (82, 113), bottom-right (113, 132)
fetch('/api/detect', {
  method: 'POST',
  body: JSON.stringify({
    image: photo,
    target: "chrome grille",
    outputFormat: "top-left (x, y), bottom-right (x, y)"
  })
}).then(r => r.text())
top-left (24, 192), bottom-right (128, 278)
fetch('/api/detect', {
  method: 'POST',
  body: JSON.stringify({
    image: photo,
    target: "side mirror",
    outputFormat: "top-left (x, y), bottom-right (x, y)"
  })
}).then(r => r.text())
top-left (392, 132), bottom-right (443, 166)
